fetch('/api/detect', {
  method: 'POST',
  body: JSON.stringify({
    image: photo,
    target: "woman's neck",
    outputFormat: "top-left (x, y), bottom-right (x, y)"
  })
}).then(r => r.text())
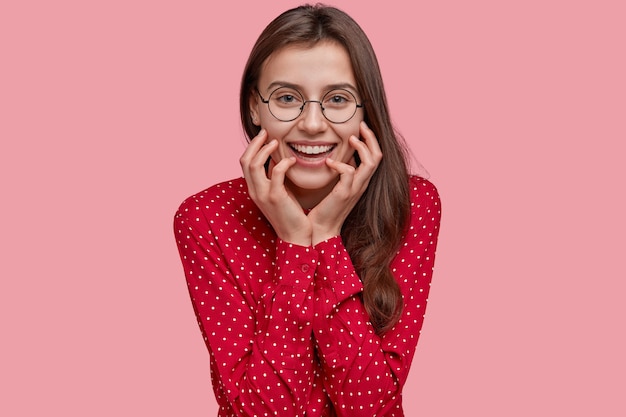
top-left (286, 178), bottom-right (338, 211)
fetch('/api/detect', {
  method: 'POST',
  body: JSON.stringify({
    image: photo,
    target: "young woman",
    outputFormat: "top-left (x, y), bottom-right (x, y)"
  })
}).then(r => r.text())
top-left (174, 4), bottom-right (441, 416)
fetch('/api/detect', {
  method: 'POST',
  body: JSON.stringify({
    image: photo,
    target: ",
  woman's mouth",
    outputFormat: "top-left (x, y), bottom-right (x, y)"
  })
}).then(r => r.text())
top-left (289, 144), bottom-right (335, 161)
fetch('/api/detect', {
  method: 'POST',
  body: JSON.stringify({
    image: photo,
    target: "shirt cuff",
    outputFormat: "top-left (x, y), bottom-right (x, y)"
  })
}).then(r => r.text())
top-left (313, 236), bottom-right (363, 316)
top-left (274, 239), bottom-right (318, 288)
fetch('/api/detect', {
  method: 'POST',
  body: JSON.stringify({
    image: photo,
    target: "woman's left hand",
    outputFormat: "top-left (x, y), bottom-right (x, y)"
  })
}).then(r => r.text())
top-left (308, 121), bottom-right (382, 245)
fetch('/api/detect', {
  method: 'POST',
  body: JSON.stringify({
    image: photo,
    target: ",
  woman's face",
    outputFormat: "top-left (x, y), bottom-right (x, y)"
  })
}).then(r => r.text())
top-left (249, 41), bottom-right (364, 204)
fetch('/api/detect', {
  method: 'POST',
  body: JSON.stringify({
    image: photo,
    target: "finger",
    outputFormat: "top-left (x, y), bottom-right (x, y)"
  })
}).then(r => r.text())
top-left (241, 136), bottom-right (275, 178)
top-left (359, 121), bottom-right (376, 144)
top-left (349, 135), bottom-right (376, 172)
top-left (240, 129), bottom-right (268, 171)
top-left (358, 122), bottom-right (383, 159)
top-left (326, 157), bottom-right (355, 175)
top-left (357, 122), bottom-right (382, 165)
top-left (268, 156), bottom-right (296, 195)
top-left (250, 139), bottom-right (277, 170)
top-left (325, 157), bottom-right (356, 190)
top-left (350, 123), bottom-right (382, 175)
top-left (345, 136), bottom-right (380, 193)
top-left (245, 140), bottom-right (278, 191)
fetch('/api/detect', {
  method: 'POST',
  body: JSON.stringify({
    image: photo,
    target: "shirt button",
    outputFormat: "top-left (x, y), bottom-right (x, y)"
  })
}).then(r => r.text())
top-left (301, 264), bottom-right (310, 273)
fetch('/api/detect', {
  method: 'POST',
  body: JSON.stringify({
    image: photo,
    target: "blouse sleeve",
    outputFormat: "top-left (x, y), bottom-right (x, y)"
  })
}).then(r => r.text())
top-left (311, 178), bottom-right (442, 416)
top-left (174, 201), bottom-right (317, 416)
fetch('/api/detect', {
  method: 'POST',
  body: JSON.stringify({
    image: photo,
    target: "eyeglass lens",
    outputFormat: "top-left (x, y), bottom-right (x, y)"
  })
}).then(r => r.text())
top-left (267, 87), bottom-right (359, 123)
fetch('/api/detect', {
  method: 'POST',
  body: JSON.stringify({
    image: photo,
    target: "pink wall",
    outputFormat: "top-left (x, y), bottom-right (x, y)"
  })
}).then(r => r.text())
top-left (2, 0), bottom-right (624, 415)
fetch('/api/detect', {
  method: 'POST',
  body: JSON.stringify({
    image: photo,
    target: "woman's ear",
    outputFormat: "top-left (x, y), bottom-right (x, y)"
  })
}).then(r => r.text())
top-left (249, 91), bottom-right (260, 126)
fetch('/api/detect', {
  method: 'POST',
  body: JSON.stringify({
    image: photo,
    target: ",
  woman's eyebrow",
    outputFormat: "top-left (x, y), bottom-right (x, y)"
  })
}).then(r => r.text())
top-left (265, 81), bottom-right (300, 92)
top-left (265, 81), bottom-right (358, 94)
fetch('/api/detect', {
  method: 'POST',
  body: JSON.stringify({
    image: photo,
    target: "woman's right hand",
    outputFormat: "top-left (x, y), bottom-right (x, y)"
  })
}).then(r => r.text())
top-left (240, 129), bottom-right (313, 246)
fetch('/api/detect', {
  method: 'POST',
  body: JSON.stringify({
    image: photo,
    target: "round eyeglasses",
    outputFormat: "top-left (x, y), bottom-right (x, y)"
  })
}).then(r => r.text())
top-left (256, 86), bottom-right (364, 124)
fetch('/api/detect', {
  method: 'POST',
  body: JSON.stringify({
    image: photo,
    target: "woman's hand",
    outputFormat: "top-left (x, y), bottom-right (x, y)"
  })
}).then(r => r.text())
top-left (240, 129), bottom-right (313, 246)
top-left (308, 121), bottom-right (382, 245)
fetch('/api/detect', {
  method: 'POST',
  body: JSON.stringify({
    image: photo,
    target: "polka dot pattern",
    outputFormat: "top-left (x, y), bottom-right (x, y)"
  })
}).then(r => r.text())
top-left (174, 176), bottom-right (441, 416)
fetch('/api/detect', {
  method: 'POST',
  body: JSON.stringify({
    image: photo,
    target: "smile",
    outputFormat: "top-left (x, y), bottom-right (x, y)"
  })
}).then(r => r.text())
top-left (290, 144), bottom-right (335, 156)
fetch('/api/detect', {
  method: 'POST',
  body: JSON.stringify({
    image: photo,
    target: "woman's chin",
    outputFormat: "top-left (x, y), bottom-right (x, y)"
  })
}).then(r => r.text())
top-left (285, 169), bottom-right (339, 194)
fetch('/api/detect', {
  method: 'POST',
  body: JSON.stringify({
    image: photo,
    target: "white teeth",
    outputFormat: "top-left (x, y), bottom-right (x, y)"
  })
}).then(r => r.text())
top-left (291, 144), bottom-right (334, 155)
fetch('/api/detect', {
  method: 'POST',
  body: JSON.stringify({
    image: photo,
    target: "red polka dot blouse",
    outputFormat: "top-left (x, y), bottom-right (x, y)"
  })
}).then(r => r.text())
top-left (174, 175), bottom-right (441, 416)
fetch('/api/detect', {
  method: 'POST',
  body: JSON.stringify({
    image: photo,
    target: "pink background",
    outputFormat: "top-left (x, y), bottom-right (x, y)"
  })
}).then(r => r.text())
top-left (2, 0), bottom-right (625, 415)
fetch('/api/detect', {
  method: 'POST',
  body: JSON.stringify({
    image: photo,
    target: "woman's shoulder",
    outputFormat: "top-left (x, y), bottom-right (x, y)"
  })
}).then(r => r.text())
top-left (175, 177), bottom-right (251, 218)
top-left (408, 175), bottom-right (440, 201)
top-left (408, 175), bottom-right (442, 215)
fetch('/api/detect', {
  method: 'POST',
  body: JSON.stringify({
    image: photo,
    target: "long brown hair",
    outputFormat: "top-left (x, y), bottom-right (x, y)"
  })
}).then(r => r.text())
top-left (240, 4), bottom-right (411, 334)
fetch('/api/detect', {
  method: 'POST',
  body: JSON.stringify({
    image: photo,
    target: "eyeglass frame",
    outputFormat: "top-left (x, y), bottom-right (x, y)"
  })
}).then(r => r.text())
top-left (255, 86), bottom-right (365, 124)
